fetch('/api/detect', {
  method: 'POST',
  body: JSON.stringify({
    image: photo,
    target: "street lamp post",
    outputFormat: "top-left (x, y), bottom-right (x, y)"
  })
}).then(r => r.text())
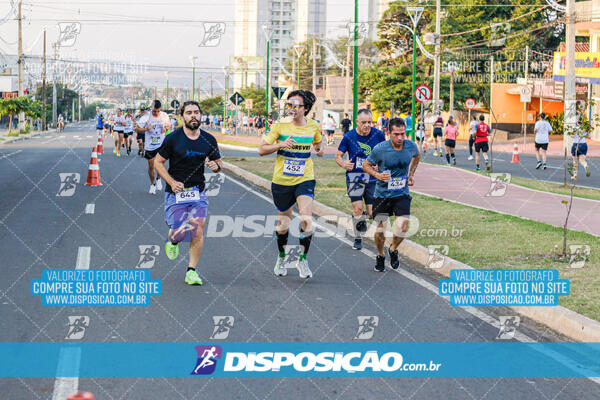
top-left (293, 44), bottom-right (305, 90)
top-left (353, 0), bottom-right (359, 128)
top-left (407, 7), bottom-right (424, 141)
top-left (262, 25), bottom-right (272, 120)
top-left (165, 71), bottom-right (169, 112)
top-left (190, 56), bottom-right (198, 101)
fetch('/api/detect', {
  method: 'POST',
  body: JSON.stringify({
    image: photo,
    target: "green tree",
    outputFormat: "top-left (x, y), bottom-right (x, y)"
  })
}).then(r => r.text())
top-left (0, 97), bottom-right (43, 132)
top-left (199, 96), bottom-right (224, 116)
top-left (238, 85), bottom-right (266, 116)
top-left (33, 83), bottom-right (80, 122)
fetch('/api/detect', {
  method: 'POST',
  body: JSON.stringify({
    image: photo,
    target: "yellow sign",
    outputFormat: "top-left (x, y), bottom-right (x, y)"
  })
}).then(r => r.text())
top-left (553, 51), bottom-right (600, 84)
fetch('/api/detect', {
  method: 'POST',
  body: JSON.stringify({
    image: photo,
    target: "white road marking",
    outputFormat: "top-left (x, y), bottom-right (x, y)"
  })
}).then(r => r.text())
top-left (224, 172), bottom-right (600, 384)
top-left (51, 347), bottom-right (81, 400)
top-left (76, 246), bottom-right (91, 270)
top-left (59, 135), bottom-right (65, 139)
top-left (0, 150), bottom-right (22, 160)
top-left (52, 247), bottom-right (90, 399)
top-left (86, 135), bottom-right (92, 138)
top-left (73, 135), bottom-right (79, 139)
top-left (85, 204), bottom-right (95, 214)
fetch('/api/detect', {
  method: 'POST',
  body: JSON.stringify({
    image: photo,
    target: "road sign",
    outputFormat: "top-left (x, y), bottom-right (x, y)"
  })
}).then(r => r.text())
top-left (465, 98), bottom-right (476, 110)
top-left (414, 84), bottom-right (432, 103)
top-left (272, 86), bottom-right (287, 100)
top-left (244, 99), bottom-right (253, 110)
top-left (230, 92), bottom-right (244, 106)
top-left (170, 99), bottom-right (180, 109)
top-left (520, 86), bottom-right (531, 103)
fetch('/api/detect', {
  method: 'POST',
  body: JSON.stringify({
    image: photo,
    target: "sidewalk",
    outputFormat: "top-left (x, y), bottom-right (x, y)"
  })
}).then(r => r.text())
top-left (413, 163), bottom-right (600, 237)
top-left (492, 137), bottom-right (600, 156)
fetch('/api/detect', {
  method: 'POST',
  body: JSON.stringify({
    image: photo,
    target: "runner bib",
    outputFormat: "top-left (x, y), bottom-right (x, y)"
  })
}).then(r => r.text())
top-left (283, 159), bottom-right (306, 176)
top-left (388, 176), bottom-right (407, 191)
top-left (176, 186), bottom-right (201, 203)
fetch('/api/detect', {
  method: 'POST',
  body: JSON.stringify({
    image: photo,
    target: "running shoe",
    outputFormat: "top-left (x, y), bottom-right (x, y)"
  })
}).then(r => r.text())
top-left (543, 163), bottom-right (547, 170)
top-left (156, 179), bottom-right (163, 191)
top-left (468, 155), bottom-right (474, 161)
top-left (439, 151), bottom-right (443, 158)
top-left (374, 255), bottom-right (385, 272)
top-left (149, 184), bottom-right (156, 195)
top-left (185, 269), bottom-right (203, 285)
top-left (476, 167), bottom-right (481, 171)
top-left (296, 257), bottom-right (313, 279)
top-left (388, 248), bottom-right (399, 269)
top-left (353, 238), bottom-right (363, 250)
top-left (452, 158), bottom-right (456, 166)
top-left (535, 161), bottom-right (542, 169)
top-left (433, 151), bottom-right (438, 157)
top-left (586, 165), bottom-right (591, 177)
top-left (486, 161), bottom-right (490, 171)
top-left (113, 148), bottom-right (117, 154)
top-left (273, 255), bottom-right (287, 276)
top-left (165, 240), bottom-right (179, 260)
top-left (127, 148), bottom-right (131, 156)
top-left (116, 151), bottom-right (120, 157)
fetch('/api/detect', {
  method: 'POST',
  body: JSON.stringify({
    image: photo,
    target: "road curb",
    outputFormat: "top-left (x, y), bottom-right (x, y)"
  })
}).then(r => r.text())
top-left (222, 161), bottom-right (600, 342)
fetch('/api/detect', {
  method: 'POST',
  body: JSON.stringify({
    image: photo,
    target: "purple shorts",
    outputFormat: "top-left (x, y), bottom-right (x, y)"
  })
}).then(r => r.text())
top-left (164, 188), bottom-right (209, 231)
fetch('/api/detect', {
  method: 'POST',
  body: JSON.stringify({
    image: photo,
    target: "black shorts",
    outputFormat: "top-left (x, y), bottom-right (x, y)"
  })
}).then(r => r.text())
top-left (347, 180), bottom-right (376, 204)
top-left (433, 128), bottom-right (443, 138)
top-left (445, 139), bottom-right (456, 148)
top-left (137, 133), bottom-right (145, 142)
top-left (271, 180), bottom-right (315, 212)
top-left (474, 142), bottom-right (489, 153)
top-left (115, 130), bottom-right (124, 135)
top-left (123, 131), bottom-right (133, 138)
top-left (326, 130), bottom-right (335, 136)
top-left (535, 142), bottom-right (548, 150)
top-left (372, 195), bottom-right (412, 219)
top-left (144, 149), bottom-right (160, 160)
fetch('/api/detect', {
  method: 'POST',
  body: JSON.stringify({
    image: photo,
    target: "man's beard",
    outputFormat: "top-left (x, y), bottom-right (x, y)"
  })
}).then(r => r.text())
top-left (185, 119), bottom-right (200, 130)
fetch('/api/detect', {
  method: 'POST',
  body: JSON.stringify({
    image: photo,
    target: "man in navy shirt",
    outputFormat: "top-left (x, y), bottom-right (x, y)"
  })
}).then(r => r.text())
top-left (363, 118), bottom-right (420, 272)
top-left (335, 109), bottom-right (386, 250)
top-left (95, 107), bottom-right (104, 136)
top-left (154, 101), bottom-right (223, 286)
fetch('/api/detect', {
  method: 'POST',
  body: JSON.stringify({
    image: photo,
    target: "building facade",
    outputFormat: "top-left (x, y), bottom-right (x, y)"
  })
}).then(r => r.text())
top-left (233, 0), bottom-right (327, 91)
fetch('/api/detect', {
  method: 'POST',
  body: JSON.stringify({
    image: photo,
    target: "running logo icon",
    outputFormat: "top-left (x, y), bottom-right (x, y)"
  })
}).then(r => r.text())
top-left (210, 316), bottom-right (234, 340)
top-left (355, 316), bottom-right (379, 340)
top-left (57, 22), bottom-right (81, 47)
top-left (347, 173), bottom-right (369, 197)
top-left (137, 245), bottom-right (160, 269)
top-left (568, 245), bottom-right (590, 269)
top-left (199, 22), bottom-right (226, 47)
top-left (426, 245), bottom-right (449, 269)
top-left (191, 345), bottom-right (222, 375)
top-left (57, 173), bottom-right (80, 197)
top-left (283, 245), bottom-right (302, 269)
top-left (65, 316), bottom-right (89, 340)
top-left (204, 173), bottom-right (225, 196)
top-left (485, 173), bottom-right (511, 197)
top-left (346, 22), bottom-right (369, 46)
top-left (496, 316), bottom-right (520, 340)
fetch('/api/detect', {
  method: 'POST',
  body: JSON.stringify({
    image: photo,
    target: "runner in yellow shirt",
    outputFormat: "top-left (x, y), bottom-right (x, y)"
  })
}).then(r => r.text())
top-left (259, 90), bottom-right (324, 279)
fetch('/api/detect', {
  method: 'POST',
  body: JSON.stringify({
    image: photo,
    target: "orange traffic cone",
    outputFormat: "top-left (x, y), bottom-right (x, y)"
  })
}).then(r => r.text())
top-left (68, 392), bottom-right (94, 400)
top-left (85, 146), bottom-right (102, 186)
top-left (511, 142), bottom-right (521, 163)
top-left (96, 135), bottom-right (104, 154)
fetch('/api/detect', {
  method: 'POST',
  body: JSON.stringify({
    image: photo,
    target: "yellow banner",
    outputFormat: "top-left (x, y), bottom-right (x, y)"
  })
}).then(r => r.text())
top-left (553, 51), bottom-right (600, 83)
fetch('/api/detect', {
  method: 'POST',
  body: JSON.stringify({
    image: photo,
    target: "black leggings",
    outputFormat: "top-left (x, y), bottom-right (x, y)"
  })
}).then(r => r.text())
top-left (468, 135), bottom-right (475, 155)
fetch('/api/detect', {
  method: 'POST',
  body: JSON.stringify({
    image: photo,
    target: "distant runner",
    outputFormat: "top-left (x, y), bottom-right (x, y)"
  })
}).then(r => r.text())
top-left (443, 115), bottom-right (458, 166)
top-left (534, 113), bottom-right (552, 170)
top-left (474, 115), bottom-right (491, 171)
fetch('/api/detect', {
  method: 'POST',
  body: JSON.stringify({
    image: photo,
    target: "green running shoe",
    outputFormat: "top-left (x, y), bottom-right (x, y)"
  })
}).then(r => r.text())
top-left (185, 269), bottom-right (203, 285)
top-left (165, 240), bottom-right (179, 260)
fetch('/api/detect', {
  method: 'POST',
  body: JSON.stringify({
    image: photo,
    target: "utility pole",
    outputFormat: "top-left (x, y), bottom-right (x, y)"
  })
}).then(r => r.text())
top-left (523, 45), bottom-right (529, 145)
top-left (433, 0), bottom-right (441, 117)
top-left (564, 0), bottom-right (576, 185)
top-left (52, 43), bottom-right (58, 129)
top-left (17, 1), bottom-right (24, 130)
top-left (449, 69), bottom-right (455, 115)
top-left (42, 28), bottom-right (47, 131)
top-left (210, 72), bottom-right (214, 97)
top-left (312, 37), bottom-right (317, 93)
top-left (78, 92), bottom-right (81, 122)
top-left (489, 56), bottom-right (494, 130)
top-left (352, 0), bottom-right (359, 127)
top-left (343, 42), bottom-right (351, 120)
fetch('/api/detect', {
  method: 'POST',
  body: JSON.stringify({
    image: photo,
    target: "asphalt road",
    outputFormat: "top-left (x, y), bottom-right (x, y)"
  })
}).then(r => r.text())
top-left (1, 122), bottom-right (599, 399)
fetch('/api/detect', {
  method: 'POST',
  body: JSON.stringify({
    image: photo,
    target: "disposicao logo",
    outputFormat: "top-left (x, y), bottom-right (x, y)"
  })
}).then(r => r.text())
top-left (191, 345), bottom-right (222, 375)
